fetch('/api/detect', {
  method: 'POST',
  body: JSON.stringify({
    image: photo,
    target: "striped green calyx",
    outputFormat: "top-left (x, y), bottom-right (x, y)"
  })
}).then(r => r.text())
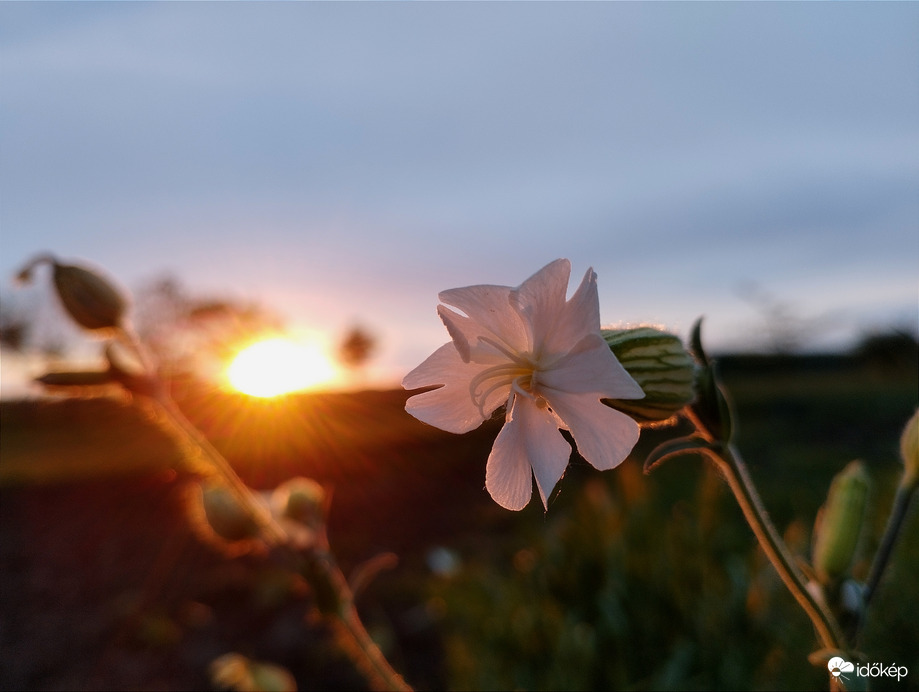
top-left (813, 460), bottom-right (871, 585)
top-left (601, 326), bottom-right (696, 424)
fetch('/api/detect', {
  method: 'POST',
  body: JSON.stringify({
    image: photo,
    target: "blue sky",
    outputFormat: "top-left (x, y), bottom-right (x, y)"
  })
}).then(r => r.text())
top-left (1, 2), bottom-right (917, 390)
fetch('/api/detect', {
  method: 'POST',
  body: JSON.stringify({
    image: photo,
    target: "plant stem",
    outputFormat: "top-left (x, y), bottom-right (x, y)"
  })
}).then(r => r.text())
top-left (118, 326), bottom-right (412, 689)
top-left (116, 325), bottom-right (288, 543)
top-left (154, 394), bottom-right (289, 545)
top-left (334, 601), bottom-right (414, 692)
top-left (152, 389), bottom-right (414, 690)
top-left (862, 481), bottom-right (916, 610)
top-left (704, 443), bottom-right (847, 652)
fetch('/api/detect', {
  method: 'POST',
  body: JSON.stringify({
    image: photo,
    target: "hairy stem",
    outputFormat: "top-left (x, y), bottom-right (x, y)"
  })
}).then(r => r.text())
top-left (704, 444), bottom-right (846, 652)
top-left (333, 606), bottom-right (414, 692)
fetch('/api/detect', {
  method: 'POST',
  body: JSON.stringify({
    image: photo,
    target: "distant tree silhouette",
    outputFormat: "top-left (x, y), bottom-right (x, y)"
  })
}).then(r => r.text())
top-left (134, 275), bottom-right (285, 380)
top-left (854, 329), bottom-right (919, 374)
top-left (0, 288), bottom-right (68, 360)
top-left (0, 296), bottom-right (29, 352)
top-left (338, 325), bottom-right (376, 371)
top-left (735, 281), bottom-right (832, 354)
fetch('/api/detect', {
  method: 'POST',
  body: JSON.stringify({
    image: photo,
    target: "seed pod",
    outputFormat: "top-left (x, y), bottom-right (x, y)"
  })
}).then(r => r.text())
top-left (813, 460), bottom-right (871, 585)
top-left (602, 326), bottom-right (696, 424)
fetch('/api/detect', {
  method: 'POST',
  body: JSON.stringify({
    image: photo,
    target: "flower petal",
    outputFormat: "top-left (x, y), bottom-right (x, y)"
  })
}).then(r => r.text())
top-left (438, 283), bottom-right (529, 356)
top-left (539, 333), bottom-right (645, 399)
top-left (486, 395), bottom-right (571, 510)
top-left (437, 305), bottom-right (513, 364)
top-left (549, 266), bottom-right (602, 353)
top-left (543, 389), bottom-right (640, 471)
top-left (511, 259), bottom-right (571, 351)
top-left (403, 343), bottom-right (506, 433)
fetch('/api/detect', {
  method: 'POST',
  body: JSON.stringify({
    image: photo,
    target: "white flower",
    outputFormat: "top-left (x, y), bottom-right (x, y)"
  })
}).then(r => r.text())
top-left (403, 259), bottom-right (645, 510)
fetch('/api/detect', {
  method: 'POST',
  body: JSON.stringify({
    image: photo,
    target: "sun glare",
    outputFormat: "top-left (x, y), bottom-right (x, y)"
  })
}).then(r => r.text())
top-left (227, 337), bottom-right (338, 397)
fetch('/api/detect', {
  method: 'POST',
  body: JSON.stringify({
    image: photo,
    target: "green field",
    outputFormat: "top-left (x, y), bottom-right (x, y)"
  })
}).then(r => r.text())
top-left (1, 355), bottom-right (917, 690)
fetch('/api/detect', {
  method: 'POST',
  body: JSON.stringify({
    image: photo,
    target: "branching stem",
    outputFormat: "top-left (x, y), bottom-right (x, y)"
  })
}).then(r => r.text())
top-left (116, 326), bottom-right (413, 691)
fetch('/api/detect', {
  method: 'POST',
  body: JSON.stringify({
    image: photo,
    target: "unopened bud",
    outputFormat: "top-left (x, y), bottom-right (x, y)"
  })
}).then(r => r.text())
top-left (210, 653), bottom-right (297, 692)
top-left (813, 460), bottom-right (871, 585)
top-left (53, 261), bottom-right (127, 331)
top-left (198, 482), bottom-right (261, 543)
top-left (16, 254), bottom-right (127, 331)
top-left (900, 409), bottom-right (919, 489)
top-left (602, 326), bottom-right (696, 424)
top-left (271, 477), bottom-right (325, 526)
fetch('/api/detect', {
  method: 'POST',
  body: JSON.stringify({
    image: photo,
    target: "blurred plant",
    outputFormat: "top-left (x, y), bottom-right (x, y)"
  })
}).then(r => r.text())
top-left (14, 253), bottom-right (411, 692)
top-left (858, 409), bottom-right (918, 630)
top-left (211, 652), bottom-right (298, 692)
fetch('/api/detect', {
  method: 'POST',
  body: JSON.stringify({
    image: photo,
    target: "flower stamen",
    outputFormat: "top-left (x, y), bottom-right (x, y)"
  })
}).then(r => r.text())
top-left (469, 363), bottom-right (533, 418)
top-left (511, 374), bottom-right (536, 401)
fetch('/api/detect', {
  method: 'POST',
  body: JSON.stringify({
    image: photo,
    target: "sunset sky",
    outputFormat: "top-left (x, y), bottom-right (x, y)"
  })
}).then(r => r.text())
top-left (1, 2), bottom-right (917, 393)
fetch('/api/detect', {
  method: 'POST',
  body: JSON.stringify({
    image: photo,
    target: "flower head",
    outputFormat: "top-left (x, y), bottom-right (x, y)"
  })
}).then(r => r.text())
top-left (403, 259), bottom-right (644, 510)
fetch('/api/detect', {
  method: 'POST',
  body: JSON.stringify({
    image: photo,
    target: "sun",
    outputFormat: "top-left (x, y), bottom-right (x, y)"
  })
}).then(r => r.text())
top-left (227, 337), bottom-right (338, 397)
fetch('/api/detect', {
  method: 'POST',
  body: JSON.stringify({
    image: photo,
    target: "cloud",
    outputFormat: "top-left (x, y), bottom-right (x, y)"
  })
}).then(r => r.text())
top-left (1, 2), bottom-right (916, 372)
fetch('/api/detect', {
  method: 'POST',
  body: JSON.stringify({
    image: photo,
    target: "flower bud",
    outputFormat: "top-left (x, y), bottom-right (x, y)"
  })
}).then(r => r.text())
top-left (198, 481), bottom-right (261, 543)
top-left (210, 653), bottom-right (297, 692)
top-left (813, 460), bottom-right (871, 585)
top-left (900, 409), bottom-right (919, 489)
top-left (271, 477), bottom-right (325, 526)
top-left (601, 326), bottom-right (696, 424)
top-left (16, 254), bottom-right (127, 331)
top-left (52, 261), bottom-right (127, 331)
